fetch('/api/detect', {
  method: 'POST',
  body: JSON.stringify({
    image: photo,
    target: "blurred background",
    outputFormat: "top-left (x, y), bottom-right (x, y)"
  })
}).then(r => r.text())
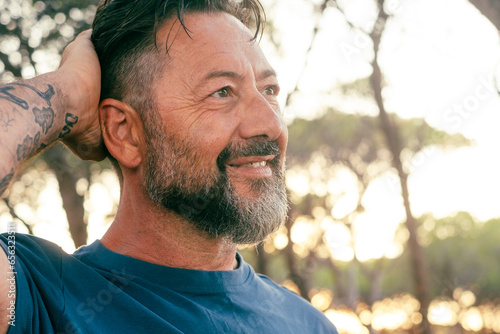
top-left (1, 0), bottom-right (500, 333)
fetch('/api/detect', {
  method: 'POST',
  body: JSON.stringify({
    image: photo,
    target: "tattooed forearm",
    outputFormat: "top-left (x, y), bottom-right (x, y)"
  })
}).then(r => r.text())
top-left (16, 132), bottom-right (41, 161)
top-left (0, 169), bottom-right (14, 195)
top-left (32, 106), bottom-right (55, 134)
top-left (0, 108), bottom-right (16, 132)
top-left (10, 83), bottom-right (55, 107)
top-left (58, 113), bottom-right (78, 139)
top-left (0, 86), bottom-right (29, 110)
top-left (0, 83), bottom-right (56, 135)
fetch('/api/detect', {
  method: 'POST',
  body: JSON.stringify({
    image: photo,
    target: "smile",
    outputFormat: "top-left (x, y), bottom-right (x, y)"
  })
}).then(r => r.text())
top-left (235, 161), bottom-right (267, 168)
top-left (225, 155), bottom-right (275, 177)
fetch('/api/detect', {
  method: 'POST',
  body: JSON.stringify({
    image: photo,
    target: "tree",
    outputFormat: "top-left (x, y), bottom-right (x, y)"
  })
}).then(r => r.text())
top-left (422, 213), bottom-right (500, 301)
top-left (368, 1), bottom-right (432, 330)
top-left (285, 105), bottom-right (468, 298)
top-left (323, 0), bottom-right (433, 330)
top-left (257, 0), bottom-right (475, 332)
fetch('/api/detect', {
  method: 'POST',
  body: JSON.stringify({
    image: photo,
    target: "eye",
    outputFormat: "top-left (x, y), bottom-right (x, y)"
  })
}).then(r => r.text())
top-left (211, 87), bottom-right (230, 98)
top-left (263, 85), bottom-right (279, 96)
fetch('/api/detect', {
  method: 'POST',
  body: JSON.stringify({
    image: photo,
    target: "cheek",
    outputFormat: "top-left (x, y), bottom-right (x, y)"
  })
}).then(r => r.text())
top-left (157, 97), bottom-right (241, 165)
top-left (188, 116), bottom-right (239, 162)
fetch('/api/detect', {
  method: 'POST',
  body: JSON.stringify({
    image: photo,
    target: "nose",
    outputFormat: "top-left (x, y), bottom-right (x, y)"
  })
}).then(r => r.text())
top-left (237, 93), bottom-right (287, 144)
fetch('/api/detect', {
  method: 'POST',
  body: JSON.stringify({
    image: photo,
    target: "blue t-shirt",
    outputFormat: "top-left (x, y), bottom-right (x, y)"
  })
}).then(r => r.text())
top-left (1, 234), bottom-right (338, 333)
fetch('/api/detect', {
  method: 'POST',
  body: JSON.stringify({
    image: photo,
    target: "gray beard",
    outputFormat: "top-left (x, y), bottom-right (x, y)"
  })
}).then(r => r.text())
top-left (142, 113), bottom-right (288, 244)
top-left (151, 171), bottom-right (288, 245)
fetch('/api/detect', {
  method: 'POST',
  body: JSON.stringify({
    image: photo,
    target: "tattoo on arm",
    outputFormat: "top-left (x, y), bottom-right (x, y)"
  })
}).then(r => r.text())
top-left (32, 106), bottom-right (54, 134)
top-left (16, 132), bottom-right (41, 161)
top-left (0, 87), bottom-right (29, 110)
top-left (0, 169), bottom-right (14, 195)
top-left (0, 108), bottom-right (15, 132)
top-left (10, 83), bottom-right (55, 107)
top-left (1, 83), bottom-right (57, 134)
top-left (58, 113), bottom-right (78, 139)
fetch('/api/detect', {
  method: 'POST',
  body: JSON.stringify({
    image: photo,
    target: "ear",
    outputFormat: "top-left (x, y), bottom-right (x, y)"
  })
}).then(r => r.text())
top-left (99, 99), bottom-right (144, 169)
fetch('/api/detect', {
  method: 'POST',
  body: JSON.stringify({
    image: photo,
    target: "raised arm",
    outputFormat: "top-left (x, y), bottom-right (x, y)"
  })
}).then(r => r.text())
top-left (0, 30), bottom-right (104, 333)
top-left (0, 30), bottom-right (105, 196)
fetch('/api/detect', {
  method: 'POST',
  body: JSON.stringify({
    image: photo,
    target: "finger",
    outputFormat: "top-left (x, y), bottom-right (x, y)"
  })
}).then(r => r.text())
top-left (75, 29), bottom-right (92, 40)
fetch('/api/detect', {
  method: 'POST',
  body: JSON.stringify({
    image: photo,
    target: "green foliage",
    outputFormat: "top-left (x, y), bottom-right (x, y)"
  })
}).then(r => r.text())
top-left (426, 215), bottom-right (500, 301)
top-left (286, 102), bottom-right (474, 309)
top-left (396, 117), bottom-right (470, 154)
top-left (340, 77), bottom-right (373, 98)
top-left (287, 108), bottom-right (384, 166)
top-left (312, 265), bottom-right (337, 288)
top-left (382, 213), bottom-right (500, 302)
top-left (263, 253), bottom-right (290, 282)
top-left (287, 107), bottom-right (470, 169)
top-left (381, 254), bottom-right (414, 297)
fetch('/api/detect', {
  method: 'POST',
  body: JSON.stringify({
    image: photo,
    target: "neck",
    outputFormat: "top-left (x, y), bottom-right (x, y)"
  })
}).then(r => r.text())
top-left (101, 183), bottom-right (238, 271)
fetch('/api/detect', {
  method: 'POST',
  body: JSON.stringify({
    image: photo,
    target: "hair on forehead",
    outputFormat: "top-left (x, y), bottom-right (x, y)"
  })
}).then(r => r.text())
top-left (92, 0), bottom-right (264, 67)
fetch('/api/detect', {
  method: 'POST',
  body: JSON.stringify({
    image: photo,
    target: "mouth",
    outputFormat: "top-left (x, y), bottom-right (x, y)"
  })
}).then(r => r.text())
top-left (225, 155), bottom-right (276, 177)
top-left (232, 161), bottom-right (267, 168)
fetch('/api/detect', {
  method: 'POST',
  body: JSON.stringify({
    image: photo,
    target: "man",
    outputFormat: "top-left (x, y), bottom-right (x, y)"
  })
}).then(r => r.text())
top-left (0, 0), bottom-right (338, 333)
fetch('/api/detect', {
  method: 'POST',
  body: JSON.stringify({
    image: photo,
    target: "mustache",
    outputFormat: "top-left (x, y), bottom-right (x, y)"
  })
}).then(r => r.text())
top-left (216, 140), bottom-right (281, 171)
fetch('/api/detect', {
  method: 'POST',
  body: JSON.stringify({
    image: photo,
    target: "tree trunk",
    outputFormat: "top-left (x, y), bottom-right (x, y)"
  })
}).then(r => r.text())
top-left (283, 208), bottom-right (311, 301)
top-left (345, 263), bottom-right (360, 310)
top-left (369, 1), bottom-right (431, 332)
top-left (469, 0), bottom-right (500, 31)
top-left (44, 145), bottom-right (88, 248)
top-left (368, 269), bottom-right (383, 305)
top-left (255, 242), bottom-right (269, 276)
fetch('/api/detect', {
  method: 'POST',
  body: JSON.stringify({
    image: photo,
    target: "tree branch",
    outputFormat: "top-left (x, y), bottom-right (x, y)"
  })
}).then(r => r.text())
top-left (3, 198), bottom-right (34, 234)
top-left (285, 0), bottom-right (329, 108)
top-left (469, 0), bottom-right (500, 31)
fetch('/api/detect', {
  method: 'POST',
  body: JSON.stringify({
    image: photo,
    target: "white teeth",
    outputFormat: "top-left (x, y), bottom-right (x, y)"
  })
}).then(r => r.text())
top-left (240, 161), bottom-right (266, 168)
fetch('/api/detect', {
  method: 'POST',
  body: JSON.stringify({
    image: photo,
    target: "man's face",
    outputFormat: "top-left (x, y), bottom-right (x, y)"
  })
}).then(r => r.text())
top-left (142, 12), bottom-right (288, 244)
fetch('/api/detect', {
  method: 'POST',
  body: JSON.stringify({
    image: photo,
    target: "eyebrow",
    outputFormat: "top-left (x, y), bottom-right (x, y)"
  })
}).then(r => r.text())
top-left (203, 69), bottom-right (278, 83)
top-left (204, 70), bottom-right (244, 82)
top-left (257, 69), bottom-right (278, 81)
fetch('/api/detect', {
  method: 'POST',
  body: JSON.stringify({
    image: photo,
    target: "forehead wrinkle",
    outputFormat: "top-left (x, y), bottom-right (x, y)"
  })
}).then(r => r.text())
top-left (155, 12), bottom-right (275, 95)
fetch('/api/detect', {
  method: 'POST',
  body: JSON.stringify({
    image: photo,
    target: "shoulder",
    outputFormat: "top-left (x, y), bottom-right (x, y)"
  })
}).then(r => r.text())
top-left (0, 232), bottom-right (66, 268)
top-left (0, 233), bottom-right (68, 333)
top-left (0, 232), bottom-right (69, 301)
top-left (0, 231), bottom-right (63, 247)
top-left (0, 232), bottom-right (69, 293)
top-left (0, 233), bottom-right (93, 333)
